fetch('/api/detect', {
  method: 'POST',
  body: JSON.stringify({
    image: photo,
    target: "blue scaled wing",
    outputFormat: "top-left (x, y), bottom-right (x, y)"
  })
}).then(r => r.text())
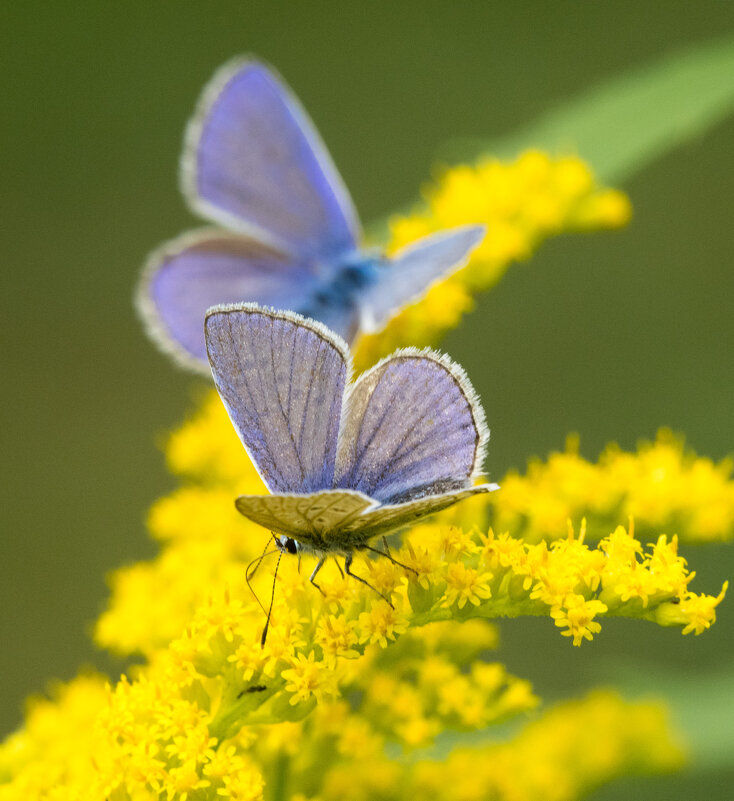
top-left (137, 229), bottom-right (321, 371)
top-left (359, 225), bottom-right (485, 333)
top-left (335, 349), bottom-right (490, 504)
top-left (181, 59), bottom-right (360, 259)
top-left (205, 304), bottom-right (351, 493)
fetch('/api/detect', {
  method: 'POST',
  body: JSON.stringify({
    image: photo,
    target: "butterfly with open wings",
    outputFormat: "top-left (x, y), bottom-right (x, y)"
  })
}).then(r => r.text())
top-left (137, 59), bottom-right (485, 371)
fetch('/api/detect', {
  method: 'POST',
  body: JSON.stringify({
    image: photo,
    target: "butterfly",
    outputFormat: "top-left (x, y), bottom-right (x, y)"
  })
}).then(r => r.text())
top-left (205, 302), bottom-right (498, 595)
top-left (137, 58), bottom-right (486, 373)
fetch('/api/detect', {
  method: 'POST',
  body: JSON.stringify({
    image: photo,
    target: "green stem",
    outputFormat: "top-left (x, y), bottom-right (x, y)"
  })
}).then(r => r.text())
top-left (268, 750), bottom-right (291, 801)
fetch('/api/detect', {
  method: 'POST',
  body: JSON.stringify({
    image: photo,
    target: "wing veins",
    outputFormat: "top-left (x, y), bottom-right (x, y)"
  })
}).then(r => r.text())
top-left (348, 377), bottom-right (405, 479)
top-left (351, 363), bottom-right (437, 483)
top-left (267, 320), bottom-right (306, 483)
top-left (295, 337), bottom-right (320, 457)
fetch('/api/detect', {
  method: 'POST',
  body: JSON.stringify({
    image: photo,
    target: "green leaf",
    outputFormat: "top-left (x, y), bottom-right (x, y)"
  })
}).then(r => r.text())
top-left (445, 35), bottom-right (734, 183)
top-left (593, 660), bottom-right (734, 773)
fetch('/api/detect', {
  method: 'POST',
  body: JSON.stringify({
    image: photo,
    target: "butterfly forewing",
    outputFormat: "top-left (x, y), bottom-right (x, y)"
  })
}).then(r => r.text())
top-left (360, 225), bottom-right (485, 334)
top-left (235, 489), bottom-right (375, 549)
top-left (335, 351), bottom-right (488, 504)
top-left (206, 305), bottom-right (350, 493)
top-left (340, 483), bottom-right (497, 541)
top-left (182, 60), bottom-right (360, 259)
top-left (138, 230), bottom-right (320, 369)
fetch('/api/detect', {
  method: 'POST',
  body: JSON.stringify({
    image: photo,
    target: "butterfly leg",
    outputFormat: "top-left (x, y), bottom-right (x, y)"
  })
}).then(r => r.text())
top-left (363, 542), bottom-right (418, 576)
top-left (309, 557), bottom-right (327, 596)
top-left (344, 552), bottom-right (394, 608)
top-left (334, 558), bottom-right (345, 579)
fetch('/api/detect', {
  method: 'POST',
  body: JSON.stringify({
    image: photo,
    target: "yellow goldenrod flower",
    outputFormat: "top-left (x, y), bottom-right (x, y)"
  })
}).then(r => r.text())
top-left (282, 651), bottom-right (338, 705)
top-left (488, 430), bottom-right (734, 543)
top-left (357, 601), bottom-right (410, 647)
top-left (550, 595), bottom-right (608, 646)
top-left (442, 562), bottom-right (493, 609)
top-left (657, 581), bottom-right (728, 635)
top-left (306, 692), bottom-right (682, 801)
top-left (314, 614), bottom-right (360, 665)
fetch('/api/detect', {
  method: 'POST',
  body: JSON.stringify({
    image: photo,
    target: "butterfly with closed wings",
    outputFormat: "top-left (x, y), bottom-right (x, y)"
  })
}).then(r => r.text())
top-left (137, 58), bottom-right (486, 371)
top-left (205, 303), bottom-right (498, 640)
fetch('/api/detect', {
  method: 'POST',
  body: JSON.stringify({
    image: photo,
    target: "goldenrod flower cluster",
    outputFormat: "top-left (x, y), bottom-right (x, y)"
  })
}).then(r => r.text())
top-left (2, 383), bottom-right (721, 799)
top-left (95, 394), bottom-right (726, 659)
top-left (354, 150), bottom-right (631, 367)
top-left (0, 155), bottom-right (725, 801)
top-left (314, 691), bottom-right (684, 801)
top-left (0, 660), bottom-right (681, 801)
top-left (488, 430), bottom-right (734, 543)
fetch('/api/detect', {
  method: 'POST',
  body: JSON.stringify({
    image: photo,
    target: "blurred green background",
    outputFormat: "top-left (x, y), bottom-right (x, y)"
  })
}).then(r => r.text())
top-left (1, 2), bottom-right (732, 797)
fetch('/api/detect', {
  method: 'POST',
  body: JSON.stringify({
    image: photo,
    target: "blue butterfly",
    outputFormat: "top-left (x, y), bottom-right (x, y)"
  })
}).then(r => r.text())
top-left (137, 59), bottom-right (485, 372)
top-left (205, 303), bottom-right (498, 593)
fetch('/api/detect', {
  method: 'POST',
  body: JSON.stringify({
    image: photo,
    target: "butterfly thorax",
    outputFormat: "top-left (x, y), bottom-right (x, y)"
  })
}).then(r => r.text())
top-left (299, 252), bottom-right (381, 318)
top-left (274, 533), bottom-right (361, 558)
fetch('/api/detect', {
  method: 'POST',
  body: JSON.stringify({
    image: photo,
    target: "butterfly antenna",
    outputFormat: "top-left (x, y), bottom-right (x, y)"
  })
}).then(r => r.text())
top-left (363, 541), bottom-right (418, 576)
top-left (247, 537), bottom-right (276, 582)
top-left (260, 549), bottom-right (283, 648)
top-left (246, 539), bottom-right (279, 617)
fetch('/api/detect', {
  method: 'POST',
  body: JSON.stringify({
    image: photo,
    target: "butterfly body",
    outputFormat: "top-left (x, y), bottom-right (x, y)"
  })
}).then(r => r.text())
top-left (298, 252), bottom-right (380, 331)
top-left (205, 303), bottom-right (498, 561)
top-left (137, 58), bottom-right (486, 372)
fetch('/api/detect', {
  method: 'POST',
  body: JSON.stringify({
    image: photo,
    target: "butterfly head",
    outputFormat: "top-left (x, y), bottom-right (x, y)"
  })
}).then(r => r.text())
top-left (274, 535), bottom-right (299, 556)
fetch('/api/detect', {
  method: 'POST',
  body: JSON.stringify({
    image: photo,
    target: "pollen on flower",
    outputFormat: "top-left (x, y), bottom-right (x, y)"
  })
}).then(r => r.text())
top-left (442, 563), bottom-right (493, 609)
top-left (551, 596), bottom-right (608, 646)
top-left (400, 539), bottom-right (442, 588)
top-left (358, 601), bottom-right (409, 647)
top-left (436, 525), bottom-right (480, 558)
top-left (315, 614), bottom-right (360, 664)
top-left (282, 651), bottom-right (335, 705)
top-left (678, 581), bottom-right (728, 635)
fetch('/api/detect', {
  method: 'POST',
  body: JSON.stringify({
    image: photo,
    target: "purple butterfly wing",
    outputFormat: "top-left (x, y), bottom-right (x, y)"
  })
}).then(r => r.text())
top-left (359, 225), bottom-right (485, 333)
top-left (205, 304), bottom-right (350, 493)
top-left (182, 59), bottom-right (360, 259)
top-left (334, 349), bottom-right (489, 503)
top-left (137, 230), bottom-right (321, 372)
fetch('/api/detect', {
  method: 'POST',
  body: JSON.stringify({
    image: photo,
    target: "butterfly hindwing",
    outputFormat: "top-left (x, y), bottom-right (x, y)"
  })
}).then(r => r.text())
top-left (335, 349), bottom-right (488, 504)
top-left (137, 230), bottom-right (320, 370)
top-left (340, 483), bottom-right (497, 540)
top-left (182, 59), bottom-right (360, 259)
top-left (206, 305), bottom-right (350, 493)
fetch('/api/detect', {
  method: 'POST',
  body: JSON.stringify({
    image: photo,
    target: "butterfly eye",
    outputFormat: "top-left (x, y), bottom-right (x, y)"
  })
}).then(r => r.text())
top-left (283, 538), bottom-right (298, 555)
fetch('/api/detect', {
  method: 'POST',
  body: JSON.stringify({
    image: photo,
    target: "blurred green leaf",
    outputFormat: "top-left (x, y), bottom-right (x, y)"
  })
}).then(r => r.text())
top-left (444, 35), bottom-right (734, 183)
top-left (594, 661), bottom-right (734, 773)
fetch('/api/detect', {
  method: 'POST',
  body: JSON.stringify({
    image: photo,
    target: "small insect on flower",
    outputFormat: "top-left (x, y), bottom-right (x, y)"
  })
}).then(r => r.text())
top-left (205, 303), bottom-right (498, 638)
top-left (137, 58), bottom-right (485, 372)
